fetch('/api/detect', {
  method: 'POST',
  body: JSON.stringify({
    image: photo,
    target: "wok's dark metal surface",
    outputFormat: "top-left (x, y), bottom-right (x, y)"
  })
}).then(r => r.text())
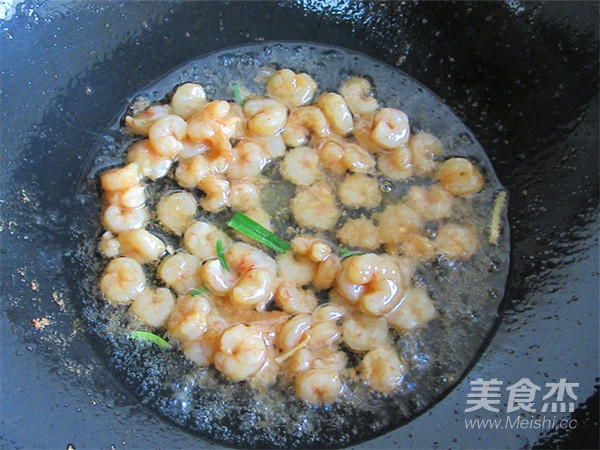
top-left (1, 1), bottom-right (597, 448)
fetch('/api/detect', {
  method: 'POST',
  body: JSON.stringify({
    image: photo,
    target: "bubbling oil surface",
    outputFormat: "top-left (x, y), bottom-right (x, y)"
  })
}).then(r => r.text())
top-left (71, 43), bottom-right (509, 448)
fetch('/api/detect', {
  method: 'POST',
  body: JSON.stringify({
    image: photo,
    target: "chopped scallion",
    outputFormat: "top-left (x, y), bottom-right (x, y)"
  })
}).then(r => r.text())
top-left (130, 331), bottom-right (171, 349)
top-left (232, 83), bottom-right (244, 106)
top-left (190, 287), bottom-right (210, 296)
top-left (340, 248), bottom-right (365, 257)
top-left (227, 211), bottom-right (290, 254)
top-left (217, 238), bottom-right (229, 271)
top-left (488, 190), bottom-right (507, 245)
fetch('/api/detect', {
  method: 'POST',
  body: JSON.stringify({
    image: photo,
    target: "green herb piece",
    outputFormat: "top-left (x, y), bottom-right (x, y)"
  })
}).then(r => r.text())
top-left (232, 83), bottom-right (244, 106)
top-left (130, 331), bottom-right (171, 349)
top-left (489, 190), bottom-right (507, 245)
top-left (340, 247), bottom-right (365, 257)
top-left (217, 238), bottom-right (229, 271)
top-left (190, 287), bottom-right (210, 296)
top-left (227, 211), bottom-right (291, 254)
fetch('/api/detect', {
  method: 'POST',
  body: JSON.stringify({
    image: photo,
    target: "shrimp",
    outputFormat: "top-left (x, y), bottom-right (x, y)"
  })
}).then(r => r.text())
top-left (339, 77), bottom-right (379, 116)
top-left (265, 68), bottom-right (318, 109)
top-left (310, 348), bottom-right (348, 372)
top-left (341, 313), bottom-right (390, 352)
top-left (170, 83), bottom-right (207, 119)
top-left (125, 104), bottom-right (172, 136)
top-left (406, 184), bottom-right (455, 220)
top-left (213, 323), bottom-right (267, 381)
top-left (226, 140), bottom-right (271, 180)
top-left (126, 140), bottom-right (172, 180)
top-left (387, 233), bottom-right (436, 261)
top-left (275, 280), bottom-right (318, 314)
top-left (371, 108), bottom-right (410, 150)
top-left (282, 106), bottom-right (331, 147)
top-left (277, 313), bottom-right (312, 352)
top-left (313, 303), bottom-right (347, 323)
top-left (242, 97), bottom-right (288, 137)
top-left (249, 133), bottom-right (286, 159)
top-left (336, 254), bottom-right (404, 316)
top-left (102, 204), bottom-right (149, 234)
top-left (386, 287), bottom-right (438, 332)
top-left (313, 254), bottom-right (341, 290)
top-left (437, 157), bottom-right (484, 196)
top-left (226, 242), bottom-right (277, 274)
top-left (179, 136), bottom-right (210, 159)
top-left (250, 346), bottom-right (281, 388)
top-left (377, 203), bottom-right (423, 245)
top-left (148, 114), bottom-right (188, 159)
top-left (182, 315), bottom-right (229, 366)
top-left (99, 257), bottom-right (146, 304)
top-left (187, 100), bottom-right (240, 159)
top-left (101, 163), bottom-right (145, 208)
top-left (377, 145), bottom-right (413, 180)
top-left (116, 228), bottom-right (165, 263)
top-left (290, 182), bottom-right (340, 231)
top-left (296, 369), bottom-right (343, 404)
top-left (343, 143), bottom-right (376, 173)
top-left (276, 252), bottom-right (317, 287)
top-left (200, 258), bottom-right (238, 295)
top-left (434, 223), bottom-right (479, 260)
top-left (337, 216), bottom-right (381, 251)
top-left (229, 181), bottom-right (261, 212)
top-left (280, 146), bottom-right (323, 186)
top-left (174, 154), bottom-right (210, 188)
top-left (338, 173), bottom-right (381, 209)
top-left (352, 115), bottom-right (381, 153)
top-left (360, 348), bottom-right (407, 394)
top-left (158, 252), bottom-right (203, 295)
top-left (183, 220), bottom-right (231, 260)
top-left (157, 191), bottom-right (198, 235)
top-left (199, 175), bottom-right (230, 213)
top-left (129, 287), bottom-right (175, 327)
top-left (99, 231), bottom-right (120, 258)
top-left (409, 131), bottom-right (443, 175)
top-left (319, 140), bottom-right (347, 175)
top-left (306, 319), bottom-right (341, 349)
top-left (230, 268), bottom-right (275, 309)
top-left (316, 92), bottom-right (353, 135)
top-left (165, 292), bottom-right (211, 342)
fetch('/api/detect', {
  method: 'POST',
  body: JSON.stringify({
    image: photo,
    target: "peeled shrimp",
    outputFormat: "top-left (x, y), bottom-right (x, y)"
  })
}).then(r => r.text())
top-left (339, 77), bottom-right (378, 116)
top-left (115, 228), bottom-right (165, 263)
top-left (282, 106), bottom-right (331, 147)
top-left (200, 258), bottom-right (238, 295)
top-left (377, 203), bottom-right (423, 245)
top-left (157, 191), bottom-right (198, 235)
top-left (276, 251), bottom-right (317, 287)
top-left (406, 184), bottom-right (455, 220)
top-left (338, 173), bottom-right (381, 209)
top-left (265, 68), bottom-right (318, 109)
top-left (102, 204), bottom-right (149, 234)
top-left (100, 257), bottom-right (146, 304)
top-left (125, 104), bottom-right (172, 136)
top-left (360, 348), bottom-right (407, 394)
top-left (174, 154), bottom-right (210, 188)
top-left (343, 143), bottom-right (376, 173)
top-left (371, 108), bottom-right (410, 150)
top-left (165, 292), bottom-right (211, 342)
top-left (213, 324), bottom-right (267, 381)
top-left (226, 140), bottom-right (270, 180)
top-left (437, 157), bottom-right (484, 196)
top-left (243, 97), bottom-right (288, 137)
top-left (158, 252), bottom-right (203, 295)
top-left (230, 268), bottom-right (275, 309)
top-left (170, 83), bottom-right (207, 119)
top-left (229, 181), bottom-right (261, 212)
top-left (377, 145), bottom-right (413, 180)
top-left (316, 92), bottom-right (353, 135)
top-left (148, 114), bottom-right (188, 159)
top-left (129, 287), bottom-right (175, 327)
top-left (319, 140), bottom-right (347, 175)
top-left (126, 140), bottom-right (172, 180)
top-left (290, 182), bottom-right (340, 231)
top-left (409, 131), bottom-right (443, 175)
top-left (313, 254), bottom-right (341, 290)
top-left (280, 146), bottom-right (323, 186)
top-left (435, 223), bottom-right (479, 260)
top-left (342, 313), bottom-right (390, 352)
top-left (101, 163), bottom-right (145, 208)
top-left (296, 369), bottom-right (343, 404)
top-left (275, 280), bottom-right (318, 314)
top-left (386, 287), bottom-right (438, 331)
top-left (187, 100), bottom-right (240, 159)
top-left (337, 216), bottom-right (381, 251)
top-left (199, 175), bottom-right (230, 213)
top-left (183, 220), bottom-right (231, 260)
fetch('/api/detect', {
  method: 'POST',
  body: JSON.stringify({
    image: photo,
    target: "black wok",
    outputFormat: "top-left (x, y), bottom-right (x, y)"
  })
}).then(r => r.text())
top-left (1, 1), bottom-right (598, 448)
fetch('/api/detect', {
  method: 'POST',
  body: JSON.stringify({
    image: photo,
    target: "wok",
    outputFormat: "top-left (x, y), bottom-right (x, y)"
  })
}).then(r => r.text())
top-left (1, 1), bottom-right (597, 448)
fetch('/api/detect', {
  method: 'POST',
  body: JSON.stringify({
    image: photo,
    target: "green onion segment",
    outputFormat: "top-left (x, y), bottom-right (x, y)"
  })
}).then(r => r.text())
top-left (130, 331), bottom-right (171, 349)
top-left (227, 212), bottom-right (290, 254)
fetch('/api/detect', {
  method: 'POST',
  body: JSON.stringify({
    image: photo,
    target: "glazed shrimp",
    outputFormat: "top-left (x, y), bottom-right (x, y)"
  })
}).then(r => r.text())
top-left (313, 254), bottom-right (341, 290)
top-left (99, 257), bottom-right (146, 304)
top-left (115, 228), bottom-right (165, 263)
top-left (199, 174), bottom-right (230, 213)
top-left (158, 252), bottom-right (203, 295)
top-left (434, 223), bottom-right (479, 260)
top-left (183, 220), bottom-right (231, 260)
top-left (377, 145), bottom-right (413, 180)
top-left (338, 173), bottom-right (381, 209)
top-left (242, 97), bottom-right (288, 137)
top-left (174, 154), bottom-right (211, 188)
top-left (129, 287), bottom-right (175, 327)
top-left (371, 108), bottom-right (410, 150)
top-left (337, 216), bottom-right (381, 251)
top-left (229, 181), bottom-right (261, 212)
top-left (343, 143), bottom-right (376, 173)
top-left (187, 100), bottom-right (241, 159)
top-left (341, 313), bottom-right (390, 352)
top-left (226, 140), bottom-right (271, 180)
top-left (201, 258), bottom-right (238, 295)
top-left (387, 233), bottom-right (436, 261)
top-left (182, 315), bottom-right (229, 366)
top-left (406, 184), bottom-right (455, 220)
top-left (290, 182), bottom-right (340, 231)
top-left (282, 106), bottom-right (331, 147)
top-left (296, 369), bottom-right (343, 404)
top-left (230, 268), bottom-right (275, 309)
top-left (148, 114), bottom-right (188, 159)
top-left (226, 242), bottom-right (278, 274)
top-left (386, 287), bottom-right (438, 331)
top-left (165, 292), bottom-right (211, 342)
top-left (157, 191), bottom-right (198, 235)
top-left (339, 77), bottom-right (379, 116)
top-left (280, 146), bottom-right (323, 186)
top-left (265, 68), bottom-right (318, 109)
top-left (277, 313), bottom-right (312, 352)
top-left (102, 204), bottom-right (149, 234)
top-left (126, 140), bottom-right (172, 180)
top-left (437, 157), bottom-right (484, 196)
top-left (275, 279), bottom-right (318, 314)
top-left (213, 323), bottom-right (267, 381)
top-left (409, 131), bottom-right (443, 175)
top-left (377, 203), bottom-right (423, 245)
top-left (319, 140), bottom-right (347, 175)
top-left (99, 231), bottom-right (120, 258)
top-left (248, 133), bottom-right (286, 159)
top-left (101, 163), bottom-right (145, 208)
top-left (170, 83), bottom-right (207, 119)
top-left (316, 92), bottom-right (353, 135)
top-left (125, 104), bottom-right (172, 136)
top-left (360, 348), bottom-right (407, 394)
top-left (276, 251), bottom-right (317, 287)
